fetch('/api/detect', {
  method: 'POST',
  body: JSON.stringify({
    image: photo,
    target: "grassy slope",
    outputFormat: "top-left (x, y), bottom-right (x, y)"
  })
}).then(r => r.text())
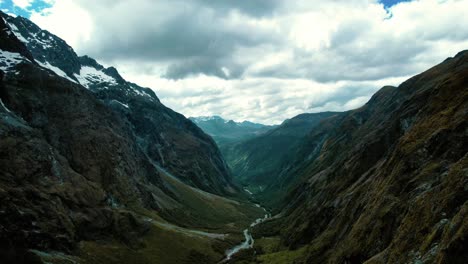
top-left (155, 166), bottom-right (263, 230)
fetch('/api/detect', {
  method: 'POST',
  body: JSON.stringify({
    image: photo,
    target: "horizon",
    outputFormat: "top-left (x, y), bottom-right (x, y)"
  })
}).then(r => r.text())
top-left (1, 0), bottom-right (467, 125)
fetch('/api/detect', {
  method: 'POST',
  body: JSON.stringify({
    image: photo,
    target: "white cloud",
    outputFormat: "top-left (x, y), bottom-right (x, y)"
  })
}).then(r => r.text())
top-left (29, 0), bottom-right (93, 52)
top-left (25, 0), bottom-right (468, 124)
top-left (12, 0), bottom-right (33, 9)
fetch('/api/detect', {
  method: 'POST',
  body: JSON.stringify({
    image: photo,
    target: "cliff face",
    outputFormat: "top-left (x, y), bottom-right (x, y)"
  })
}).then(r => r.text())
top-left (255, 51), bottom-right (467, 263)
top-left (0, 11), bottom-right (240, 263)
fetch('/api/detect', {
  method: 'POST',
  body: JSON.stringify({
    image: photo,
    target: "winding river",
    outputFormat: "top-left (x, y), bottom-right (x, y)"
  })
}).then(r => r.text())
top-left (222, 189), bottom-right (272, 262)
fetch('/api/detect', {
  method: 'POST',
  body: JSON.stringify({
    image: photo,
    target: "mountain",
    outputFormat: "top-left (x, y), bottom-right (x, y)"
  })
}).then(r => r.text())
top-left (1, 13), bottom-right (235, 196)
top-left (221, 112), bottom-right (338, 189)
top-left (189, 116), bottom-right (276, 147)
top-left (0, 12), bottom-right (264, 264)
top-left (239, 51), bottom-right (468, 263)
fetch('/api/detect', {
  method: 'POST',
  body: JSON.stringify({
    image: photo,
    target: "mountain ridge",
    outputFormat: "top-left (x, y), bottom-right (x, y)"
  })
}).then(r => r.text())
top-left (189, 115), bottom-right (277, 147)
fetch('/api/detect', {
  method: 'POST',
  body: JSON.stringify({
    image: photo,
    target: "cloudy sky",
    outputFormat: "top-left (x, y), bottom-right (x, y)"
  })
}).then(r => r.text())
top-left (1, 0), bottom-right (468, 124)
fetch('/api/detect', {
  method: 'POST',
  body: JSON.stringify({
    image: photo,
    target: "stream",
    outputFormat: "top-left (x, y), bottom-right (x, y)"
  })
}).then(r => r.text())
top-left (222, 189), bottom-right (272, 262)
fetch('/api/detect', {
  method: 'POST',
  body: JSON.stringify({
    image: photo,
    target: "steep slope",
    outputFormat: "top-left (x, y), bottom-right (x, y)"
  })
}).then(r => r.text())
top-left (1, 12), bottom-right (234, 196)
top-left (0, 26), bottom-right (158, 260)
top-left (0, 12), bottom-right (264, 264)
top-left (190, 116), bottom-right (276, 147)
top-left (247, 51), bottom-right (468, 263)
top-left (222, 112), bottom-right (338, 189)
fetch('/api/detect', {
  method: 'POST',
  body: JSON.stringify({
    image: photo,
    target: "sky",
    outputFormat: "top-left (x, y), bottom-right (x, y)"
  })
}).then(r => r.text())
top-left (1, 0), bottom-right (468, 124)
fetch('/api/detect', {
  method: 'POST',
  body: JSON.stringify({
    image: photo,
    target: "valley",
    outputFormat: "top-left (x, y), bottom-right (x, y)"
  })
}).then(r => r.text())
top-left (0, 6), bottom-right (467, 264)
top-left (193, 52), bottom-right (468, 263)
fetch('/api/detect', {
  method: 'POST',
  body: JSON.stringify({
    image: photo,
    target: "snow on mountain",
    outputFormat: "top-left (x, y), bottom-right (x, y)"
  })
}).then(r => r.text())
top-left (74, 66), bottom-right (118, 88)
top-left (36, 60), bottom-right (76, 82)
top-left (0, 50), bottom-right (29, 72)
top-left (0, 12), bottom-right (156, 100)
top-left (190, 116), bottom-right (224, 123)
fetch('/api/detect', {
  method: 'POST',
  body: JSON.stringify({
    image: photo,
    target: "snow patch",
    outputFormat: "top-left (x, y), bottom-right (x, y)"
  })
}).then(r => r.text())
top-left (0, 50), bottom-right (26, 72)
top-left (74, 66), bottom-right (117, 88)
top-left (7, 21), bottom-right (58, 50)
top-left (134, 87), bottom-right (152, 98)
top-left (37, 60), bottom-right (76, 83)
top-left (192, 116), bottom-right (223, 122)
top-left (7, 22), bottom-right (29, 44)
top-left (126, 83), bottom-right (154, 99)
top-left (112, 100), bottom-right (129, 109)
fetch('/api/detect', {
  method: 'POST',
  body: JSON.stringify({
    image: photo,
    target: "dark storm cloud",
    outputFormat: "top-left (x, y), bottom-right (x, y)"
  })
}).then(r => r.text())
top-left (76, 0), bottom-right (281, 79)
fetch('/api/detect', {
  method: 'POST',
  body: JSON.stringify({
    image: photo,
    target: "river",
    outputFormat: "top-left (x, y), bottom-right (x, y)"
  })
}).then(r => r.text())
top-left (222, 189), bottom-right (272, 262)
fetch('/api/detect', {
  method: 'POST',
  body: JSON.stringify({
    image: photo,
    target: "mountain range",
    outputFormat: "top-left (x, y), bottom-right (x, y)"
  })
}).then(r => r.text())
top-left (0, 11), bottom-right (467, 264)
top-left (189, 116), bottom-right (276, 146)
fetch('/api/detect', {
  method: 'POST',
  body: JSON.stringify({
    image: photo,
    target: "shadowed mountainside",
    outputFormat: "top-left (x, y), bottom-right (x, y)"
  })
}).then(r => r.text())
top-left (242, 50), bottom-right (468, 264)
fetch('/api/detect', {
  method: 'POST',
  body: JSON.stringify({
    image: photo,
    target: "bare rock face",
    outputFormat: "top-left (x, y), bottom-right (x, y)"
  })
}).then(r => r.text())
top-left (261, 50), bottom-right (468, 263)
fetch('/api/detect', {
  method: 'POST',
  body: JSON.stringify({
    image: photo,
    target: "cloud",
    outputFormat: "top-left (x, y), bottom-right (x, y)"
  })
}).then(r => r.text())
top-left (61, 0), bottom-right (281, 80)
top-left (30, 0), bottom-right (92, 49)
top-left (12, 0), bottom-right (33, 9)
top-left (27, 0), bottom-right (468, 124)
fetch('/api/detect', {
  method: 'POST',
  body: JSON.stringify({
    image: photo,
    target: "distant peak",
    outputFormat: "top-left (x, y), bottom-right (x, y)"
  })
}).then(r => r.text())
top-left (79, 55), bottom-right (104, 70)
top-left (190, 116), bottom-right (224, 122)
